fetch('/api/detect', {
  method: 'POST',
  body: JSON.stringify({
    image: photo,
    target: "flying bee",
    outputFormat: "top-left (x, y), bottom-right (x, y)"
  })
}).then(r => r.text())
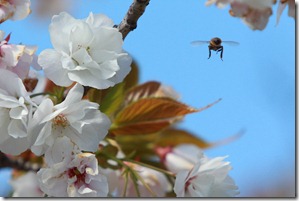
top-left (191, 37), bottom-right (239, 60)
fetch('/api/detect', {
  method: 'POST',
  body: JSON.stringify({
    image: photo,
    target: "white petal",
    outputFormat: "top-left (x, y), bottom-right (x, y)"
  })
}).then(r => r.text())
top-left (37, 168), bottom-right (69, 197)
top-left (0, 69), bottom-right (29, 99)
top-left (166, 154), bottom-right (194, 173)
top-left (44, 136), bottom-right (74, 165)
top-left (91, 60), bottom-right (118, 79)
top-left (71, 48), bottom-right (93, 66)
top-left (10, 55), bottom-right (31, 79)
top-left (9, 105), bottom-right (27, 119)
top-left (30, 54), bottom-right (42, 70)
top-left (68, 69), bottom-right (115, 89)
top-left (0, 96), bottom-right (21, 108)
top-left (8, 119), bottom-right (27, 138)
top-left (64, 100), bottom-right (98, 123)
top-left (89, 49), bottom-right (118, 64)
top-left (40, 107), bottom-right (66, 124)
top-left (27, 99), bottom-right (54, 151)
top-left (65, 126), bottom-right (98, 152)
top-left (85, 12), bottom-right (114, 28)
top-left (28, 98), bottom-right (54, 130)
top-left (108, 54), bottom-right (132, 84)
top-left (70, 21), bottom-right (94, 52)
top-left (0, 135), bottom-right (30, 155)
top-left (56, 83), bottom-right (83, 109)
top-left (174, 170), bottom-right (189, 197)
top-left (49, 12), bottom-right (77, 53)
top-left (33, 122), bottom-right (52, 148)
top-left (1, 44), bottom-right (25, 67)
top-left (65, 109), bottom-right (110, 152)
top-left (61, 55), bottom-right (77, 70)
top-left (38, 49), bottom-right (73, 87)
top-left (90, 27), bottom-right (123, 53)
top-left (11, 0), bottom-right (31, 21)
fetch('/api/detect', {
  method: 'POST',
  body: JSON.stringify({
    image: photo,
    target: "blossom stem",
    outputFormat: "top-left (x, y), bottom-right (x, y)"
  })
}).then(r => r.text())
top-left (122, 169), bottom-right (130, 197)
top-left (99, 152), bottom-right (158, 197)
top-left (129, 170), bottom-right (141, 197)
top-left (117, 0), bottom-right (151, 40)
top-left (130, 168), bottom-right (156, 196)
top-left (29, 92), bottom-right (54, 98)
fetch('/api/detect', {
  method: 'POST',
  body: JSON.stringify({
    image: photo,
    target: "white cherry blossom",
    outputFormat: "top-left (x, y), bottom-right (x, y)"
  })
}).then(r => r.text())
top-left (206, 0), bottom-right (274, 10)
top-left (0, 31), bottom-right (40, 79)
top-left (10, 171), bottom-right (45, 197)
top-left (156, 144), bottom-right (203, 174)
top-left (38, 12), bottom-right (132, 90)
top-left (205, 0), bottom-right (276, 30)
top-left (0, 0), bottom-right (31, 23)
top-left (0, 69), bottom-right (34, 155)
top-left (28, 83), bottom-right (111, 155)
top-left (230, 1), bottom-right (273, 30)
top-left (37, 136), bottom-right (109, 197)
top-left (174, 155), bottom-right (239, 197)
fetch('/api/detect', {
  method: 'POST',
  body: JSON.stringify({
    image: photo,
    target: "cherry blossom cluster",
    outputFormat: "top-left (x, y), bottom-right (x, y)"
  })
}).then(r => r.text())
top-left (2, 1), bottom-right (240, 197)
top-left (157, 144), bottom-right (239, 197)
top-left (0, 0), bottom-right (31, 23)
top-left (205, 0), bottom-right (295, 30)
top-left (0, 10), bottom-right (124, 197)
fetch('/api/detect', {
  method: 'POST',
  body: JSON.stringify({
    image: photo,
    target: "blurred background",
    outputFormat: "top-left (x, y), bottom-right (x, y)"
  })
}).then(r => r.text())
top-left (0, 0), bottom-right (295, 197)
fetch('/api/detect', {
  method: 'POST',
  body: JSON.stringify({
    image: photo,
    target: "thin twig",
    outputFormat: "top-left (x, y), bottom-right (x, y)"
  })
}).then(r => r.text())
top-left (117, 0), bottom-right (150, 40)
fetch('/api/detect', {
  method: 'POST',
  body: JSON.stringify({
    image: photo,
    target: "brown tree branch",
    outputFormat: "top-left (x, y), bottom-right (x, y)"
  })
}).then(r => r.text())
top-left (0, 152), bottom-right (41, 172)
top-left (117, 0), bottom-right (150, 40)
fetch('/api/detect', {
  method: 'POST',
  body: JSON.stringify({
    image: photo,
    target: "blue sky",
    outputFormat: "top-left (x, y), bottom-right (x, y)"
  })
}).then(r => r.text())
top-left (0, 0), bottom-right (295, 197)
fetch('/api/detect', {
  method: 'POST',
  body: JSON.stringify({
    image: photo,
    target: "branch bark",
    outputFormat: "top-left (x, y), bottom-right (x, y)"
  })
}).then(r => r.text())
top-left (118, 0), bottom-right (150, 40)
top-left (0, 152), bottom-right (41, 172)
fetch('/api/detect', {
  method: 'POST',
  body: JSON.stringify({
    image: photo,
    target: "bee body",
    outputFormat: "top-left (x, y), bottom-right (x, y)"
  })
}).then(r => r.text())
top-left (191, 37), bottom-right (239, 61)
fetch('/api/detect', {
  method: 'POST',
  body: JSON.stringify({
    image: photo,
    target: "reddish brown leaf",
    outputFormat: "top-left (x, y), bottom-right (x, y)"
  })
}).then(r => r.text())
top-left (155, 128), bottom-right (211, 149)
top-left (125, 81), bottom-right (161, 104)
top-left (197, 98), bottom-right (222, 113)
top-left (115, 97), bottom-right (197, 125)
top-left (110, 121), bottom-right (172, 135)
top-left (155, 128), bottom-right (245, 149)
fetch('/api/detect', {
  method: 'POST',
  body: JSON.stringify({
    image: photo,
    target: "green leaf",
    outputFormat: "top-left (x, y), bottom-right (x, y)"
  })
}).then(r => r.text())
top-left (100, 82), bottom-right (125, 117)
top-left (123, 60), bottom-right (139, 91)
top-left (97, 144), bottom-right (122, 170)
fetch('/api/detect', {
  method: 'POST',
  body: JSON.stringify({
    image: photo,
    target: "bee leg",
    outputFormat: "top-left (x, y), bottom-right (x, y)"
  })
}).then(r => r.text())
top-left (220, 46), bottom-right (223, 61)
top-left (208, 47), bottom-right (211, 59)
top-left (216, 49), bottom-right (221, 54)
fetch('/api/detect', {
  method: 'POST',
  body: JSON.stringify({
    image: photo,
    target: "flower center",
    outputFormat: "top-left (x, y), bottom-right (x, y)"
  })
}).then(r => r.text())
top-left (52, 114), bottom-right (69, 128)
top-left (68, 167), bottom-right (86, 186)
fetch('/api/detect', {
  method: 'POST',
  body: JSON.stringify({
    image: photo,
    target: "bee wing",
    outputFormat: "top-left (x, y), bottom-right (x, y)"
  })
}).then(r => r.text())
top-left (222, 41), bottom-right (240, 46)
top-left (190, 40), bottom-right (210, 46)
